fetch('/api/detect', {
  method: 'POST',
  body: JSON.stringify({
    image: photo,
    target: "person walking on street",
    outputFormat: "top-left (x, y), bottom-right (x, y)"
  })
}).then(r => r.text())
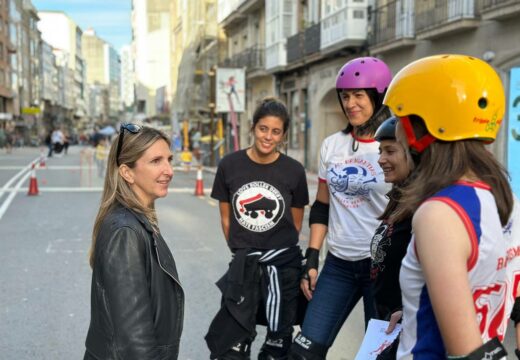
top-left (84, 124), bottom-right (184, 360)
top-left (94, 137), bottom-right (110, 178)
top-left (289, 57), bottom-right (393, 359)
top-left (51, 127), bottom-right (65, 156)
top-left (205, 98), bottom-right (309, 360)
top-left (384, 54), bottom-right (518, 359)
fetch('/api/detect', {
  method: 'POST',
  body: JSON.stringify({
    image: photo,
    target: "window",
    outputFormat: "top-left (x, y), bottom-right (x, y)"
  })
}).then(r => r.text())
top-left (353, 10), bottom-right (365, 19)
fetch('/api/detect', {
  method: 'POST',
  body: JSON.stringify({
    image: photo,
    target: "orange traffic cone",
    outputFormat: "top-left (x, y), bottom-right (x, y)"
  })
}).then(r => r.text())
top-left (28, 163), bottom-right (39, 196)
top-left (39, 149), bottom-right (46, 168)
top-left (194, 166), bottom-right (204, 196)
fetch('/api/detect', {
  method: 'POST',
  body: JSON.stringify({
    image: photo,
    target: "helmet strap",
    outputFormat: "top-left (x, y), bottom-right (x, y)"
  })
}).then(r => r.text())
top-left (400, 116), bottom-right (436, 153)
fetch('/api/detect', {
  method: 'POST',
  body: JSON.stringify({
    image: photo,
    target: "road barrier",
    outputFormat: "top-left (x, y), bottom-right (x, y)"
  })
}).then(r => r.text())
top-left (27, 163), bottom-right (39, 196)
top-left (39, 148), bottom-right (47, 168)
top-left (194, 166), bottom-right (204, 196)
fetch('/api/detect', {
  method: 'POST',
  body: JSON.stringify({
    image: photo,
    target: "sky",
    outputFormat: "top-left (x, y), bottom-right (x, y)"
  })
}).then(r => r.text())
top-left (32, 0), bottom-right (132, 52)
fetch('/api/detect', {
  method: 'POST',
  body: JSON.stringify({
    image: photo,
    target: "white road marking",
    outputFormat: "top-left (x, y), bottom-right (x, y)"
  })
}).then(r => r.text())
top-left (0, 170), bottom-right (32, 221)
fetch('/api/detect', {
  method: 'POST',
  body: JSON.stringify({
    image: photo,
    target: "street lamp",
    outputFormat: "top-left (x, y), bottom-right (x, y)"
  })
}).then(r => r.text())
top-left (208, 66), bottom-right (216, 166)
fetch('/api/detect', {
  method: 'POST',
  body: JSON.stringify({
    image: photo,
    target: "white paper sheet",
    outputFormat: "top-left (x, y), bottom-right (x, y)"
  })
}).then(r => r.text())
top-left (354, 318), bottom-right (402, 360)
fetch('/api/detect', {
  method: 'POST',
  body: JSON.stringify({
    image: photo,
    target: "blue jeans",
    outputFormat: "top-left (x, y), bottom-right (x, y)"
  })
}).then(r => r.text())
top-left (300, 252), bottom-right (375, 348)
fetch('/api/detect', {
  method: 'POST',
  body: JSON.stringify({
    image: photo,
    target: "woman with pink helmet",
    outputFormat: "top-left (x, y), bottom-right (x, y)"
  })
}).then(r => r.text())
top-left (289, 57), bottom-right (393, 359)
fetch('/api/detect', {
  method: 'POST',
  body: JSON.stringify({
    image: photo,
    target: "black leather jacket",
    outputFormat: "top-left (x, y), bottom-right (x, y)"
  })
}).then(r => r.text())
top-left (84, 204), bottom-right (184, 360)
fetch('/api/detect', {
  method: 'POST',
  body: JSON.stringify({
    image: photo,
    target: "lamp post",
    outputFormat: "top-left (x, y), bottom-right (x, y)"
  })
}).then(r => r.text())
top-left (208, 66), bottom-right (216, 166)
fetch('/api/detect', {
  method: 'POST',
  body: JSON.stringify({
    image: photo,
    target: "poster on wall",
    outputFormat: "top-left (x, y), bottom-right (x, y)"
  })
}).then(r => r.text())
top-left (216, 68), bottom-right (245, 113)
top-left (508, 67), bottom-right (520, 198)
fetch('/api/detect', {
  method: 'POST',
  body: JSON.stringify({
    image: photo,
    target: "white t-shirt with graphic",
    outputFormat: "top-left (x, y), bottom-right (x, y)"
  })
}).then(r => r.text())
top-left (318, 131), bottom-right (390, 260)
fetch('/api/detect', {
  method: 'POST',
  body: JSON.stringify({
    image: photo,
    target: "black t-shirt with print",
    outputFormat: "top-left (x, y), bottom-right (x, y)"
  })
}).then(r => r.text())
top-left (211, 149), bottom-right (309, 250)
top-left (370, 217), bottom-right (413, 318)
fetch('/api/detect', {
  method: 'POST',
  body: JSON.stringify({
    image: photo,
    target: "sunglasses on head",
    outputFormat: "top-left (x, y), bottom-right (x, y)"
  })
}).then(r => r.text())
top-left (116, 123), bottom-right (141, 166)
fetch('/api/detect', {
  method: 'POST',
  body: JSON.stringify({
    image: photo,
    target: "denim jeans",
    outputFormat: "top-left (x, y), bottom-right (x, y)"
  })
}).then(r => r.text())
top-left (300, 252), bottom-right (375, 348)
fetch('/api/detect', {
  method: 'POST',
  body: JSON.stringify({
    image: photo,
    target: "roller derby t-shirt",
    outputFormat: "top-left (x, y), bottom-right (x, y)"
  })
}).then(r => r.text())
top-left (211, 149), bottom-right (309, 250)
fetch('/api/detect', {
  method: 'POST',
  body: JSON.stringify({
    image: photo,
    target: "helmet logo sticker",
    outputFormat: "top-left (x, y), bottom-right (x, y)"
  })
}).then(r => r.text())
top-left (328, 159), bottom-right (378, 208)
top-left (232, 181), bottom-right (285, 232)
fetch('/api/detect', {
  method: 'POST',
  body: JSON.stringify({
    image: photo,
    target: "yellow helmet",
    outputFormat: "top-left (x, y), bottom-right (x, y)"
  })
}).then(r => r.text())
top-left (383, 54), bottom-right (505, 142)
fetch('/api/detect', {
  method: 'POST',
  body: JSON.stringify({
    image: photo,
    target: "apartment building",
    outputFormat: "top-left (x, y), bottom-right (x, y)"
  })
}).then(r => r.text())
top-left (172, 0), bottom-right (219, 129)
top-left (120, 45), bottom-right (134, 111)
top-left (38, 11), bottom-right (87, 129)
top-left (368, 0), bottom-right (520, 193)
top-left (218, 0), bottom-right (274, 150)
top-left (0, 0), bottom-right (13, 125)
top-left (132, 0), bottom-right (171, 119)
top-left (217, 0), bottom-right (369, 169)
top-left (82, 28), bottom-right (122, 123)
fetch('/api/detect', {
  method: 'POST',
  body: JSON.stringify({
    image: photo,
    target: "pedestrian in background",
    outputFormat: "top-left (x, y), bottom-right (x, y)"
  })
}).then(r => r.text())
top-left (84, 124), bottom-right (184, 360)
top-left (369, 116), bottom-right (414, 359)
top-left (0, 126), bottom-right (6, 151)
top-left (5, 127), bottom-right (13, 154)
top-left (289, 57), bottom-right (392, 360)
top-left (180, 146), bottom-right (193, 172)
top-left (384, 54), bottom-right (517, 359)
top-left (63, 130), bottom-right (70, 155)
top-left (206, 97), bottom-right (309, 359)
top-left (51, 127), bottom-right (64, 156)
top-left (94, 137), bottom-right (109, 178)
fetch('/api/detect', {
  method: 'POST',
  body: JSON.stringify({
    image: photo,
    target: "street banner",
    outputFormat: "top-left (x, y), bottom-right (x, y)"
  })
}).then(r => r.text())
top-left (216, 68), bottom-right (245, 113)
top-left (508, 68), bottom-right (520, 198)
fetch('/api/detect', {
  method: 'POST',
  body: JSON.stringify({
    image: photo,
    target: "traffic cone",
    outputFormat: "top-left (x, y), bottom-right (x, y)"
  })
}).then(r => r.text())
top-left (28, 163), bottom-right (39, 196)
top-left (194, 166), bottom-right (204, 196)
top-left (39, 149), bottom-right (46, 168)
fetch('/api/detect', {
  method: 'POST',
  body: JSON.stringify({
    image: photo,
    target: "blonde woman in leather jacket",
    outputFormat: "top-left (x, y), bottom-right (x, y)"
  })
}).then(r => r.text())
top-left (84, 124), bottom-right (184, 360)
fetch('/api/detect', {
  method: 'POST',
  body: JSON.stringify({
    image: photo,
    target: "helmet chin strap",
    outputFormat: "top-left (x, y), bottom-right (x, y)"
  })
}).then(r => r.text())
top-left (400, 116), bottom-right (436, 153)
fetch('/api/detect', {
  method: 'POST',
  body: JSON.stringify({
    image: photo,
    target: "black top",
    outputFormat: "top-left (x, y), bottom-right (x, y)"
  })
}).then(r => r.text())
top-left (211, 149), bottom-right (309, 250)
top-left (370, 216), bottom-right (412, 319)
top-left (84, 204), bottom-right (184, 360)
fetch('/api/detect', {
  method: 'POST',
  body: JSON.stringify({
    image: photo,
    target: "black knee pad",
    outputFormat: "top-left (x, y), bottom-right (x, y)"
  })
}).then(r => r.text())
top-left (288, 333), bottom-right (327, 360)
top-left (218, 340), bottom-right (252, 360)
top-left (258, 351), bottom-right (288, 360)
top-left (259, 335), bottom-right (292, 359)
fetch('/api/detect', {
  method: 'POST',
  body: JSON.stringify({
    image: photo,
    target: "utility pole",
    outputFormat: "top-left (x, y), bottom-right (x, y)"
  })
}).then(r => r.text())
top-left (209, 66), bottom-right (216, 166)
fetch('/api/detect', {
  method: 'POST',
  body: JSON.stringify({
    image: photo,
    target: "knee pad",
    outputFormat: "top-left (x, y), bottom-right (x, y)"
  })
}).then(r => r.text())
top-left (288, 333), bottom-right (327, 360)
top-left (218, 340), bottom-right (252, 360)
top-left (259, 335), bottom-right (292, 359)
top-left (258, 352), bottom-right (287, 360)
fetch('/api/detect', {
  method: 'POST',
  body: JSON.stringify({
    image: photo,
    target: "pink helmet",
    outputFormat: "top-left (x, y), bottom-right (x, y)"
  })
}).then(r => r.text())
top-left (336, 57), bottom-right (392, 94)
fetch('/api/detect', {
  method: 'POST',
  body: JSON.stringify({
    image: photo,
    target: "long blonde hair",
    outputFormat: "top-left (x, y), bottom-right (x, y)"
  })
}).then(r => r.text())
top-left (89, 126), bottom-right (170, 268)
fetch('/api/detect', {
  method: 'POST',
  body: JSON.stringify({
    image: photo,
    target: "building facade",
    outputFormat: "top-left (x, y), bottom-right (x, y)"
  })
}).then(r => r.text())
top-left (368, 0), bottom-right (520, 166)
top-left (132, 0), bottom-right (171, 120)
top-left (38, 11), bottom-right (87, 130)
top-left (82, 28), bottom-right (121, 124)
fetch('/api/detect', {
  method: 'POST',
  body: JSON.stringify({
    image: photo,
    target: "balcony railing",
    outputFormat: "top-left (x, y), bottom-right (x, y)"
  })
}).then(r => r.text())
top-left (287, 32), bottom-right (304, 63)
top-left (415, 0), bottom-right (477, 34)
top-left (321, 4), bottom-right (367, 50)
top-left (370, 0), bottom-right (414, 46)
top-left (220, 45), bottom-right (265, 71)
top-left (478, 0), bottom-right (520, 19)
top-left (304, 23), bottom-right (320, 55)
top-left (286, 23), bottom-right (321, 64)
top-left (480, 0), bottom-right (518, 11)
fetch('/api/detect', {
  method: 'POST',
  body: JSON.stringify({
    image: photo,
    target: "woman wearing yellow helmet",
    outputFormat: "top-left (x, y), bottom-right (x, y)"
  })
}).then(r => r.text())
top-left (384, 54), bottom-right (517, 359)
